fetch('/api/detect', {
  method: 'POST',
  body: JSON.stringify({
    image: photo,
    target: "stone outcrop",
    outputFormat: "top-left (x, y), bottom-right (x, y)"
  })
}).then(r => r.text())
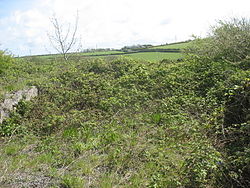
top-left (0, 86), bottom-right (38, 124)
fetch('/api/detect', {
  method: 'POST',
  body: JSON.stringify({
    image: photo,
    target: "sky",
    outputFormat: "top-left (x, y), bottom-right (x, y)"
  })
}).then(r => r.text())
top-left (0, 0), bottom-right (250, 56)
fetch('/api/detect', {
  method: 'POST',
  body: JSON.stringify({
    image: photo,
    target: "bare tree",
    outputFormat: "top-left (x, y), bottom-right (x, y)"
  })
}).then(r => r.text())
top-left (48, 11), bottom-right (81, 61)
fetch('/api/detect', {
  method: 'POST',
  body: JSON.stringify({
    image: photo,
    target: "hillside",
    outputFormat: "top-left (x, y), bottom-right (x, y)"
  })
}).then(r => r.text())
top-left (150, 41), bottom-right (191, 50)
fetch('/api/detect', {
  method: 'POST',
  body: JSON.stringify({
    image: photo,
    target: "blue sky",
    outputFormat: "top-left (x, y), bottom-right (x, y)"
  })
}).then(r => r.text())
top-left (0, 0), bottom-right (34, 17)
top-left (0, 0), bottom-right (250, 56)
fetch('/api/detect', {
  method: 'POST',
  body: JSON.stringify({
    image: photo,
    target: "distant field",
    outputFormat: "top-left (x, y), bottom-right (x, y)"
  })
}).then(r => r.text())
top-left (125, 52), bottom-right (183, 62)
top-left (30, 50), bottom-right (123, 59)
top-left (77, 50), bottom-right (123, 56)
top-left (21, 41), bottom-right (191, 62)
top-left (151, 42), bottom-right (191, 50)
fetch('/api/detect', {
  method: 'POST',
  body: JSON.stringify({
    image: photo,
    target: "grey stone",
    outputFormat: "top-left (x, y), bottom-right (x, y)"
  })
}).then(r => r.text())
top-left (0, 86), bottom-right (38, 124)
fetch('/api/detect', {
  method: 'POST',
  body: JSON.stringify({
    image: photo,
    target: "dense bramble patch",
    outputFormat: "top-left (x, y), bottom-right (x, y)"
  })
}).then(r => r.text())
top-left (0, 53), bottom-right (249, 187)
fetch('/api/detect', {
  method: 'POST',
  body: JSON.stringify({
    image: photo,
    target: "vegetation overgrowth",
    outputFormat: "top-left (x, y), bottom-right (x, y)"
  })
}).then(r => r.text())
top-left (0, 50), bottom-right (13, 75)
top-left (0, 18), bottom-right (250, 187)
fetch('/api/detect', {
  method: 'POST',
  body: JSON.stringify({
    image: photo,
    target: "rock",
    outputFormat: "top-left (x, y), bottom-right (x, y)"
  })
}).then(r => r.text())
top-left (0, 86), bottom-right (38, 124)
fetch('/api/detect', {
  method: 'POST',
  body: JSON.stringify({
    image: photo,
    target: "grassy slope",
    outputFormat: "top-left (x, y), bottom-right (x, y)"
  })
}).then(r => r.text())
top-left (150, 42), bottom-right (191, 50)
top-left (1, 54), bottom-right (249, 187)
top-left (124, 42), bottom-right (191, 61)
top-left (125, 52), bottom-right (183, 62)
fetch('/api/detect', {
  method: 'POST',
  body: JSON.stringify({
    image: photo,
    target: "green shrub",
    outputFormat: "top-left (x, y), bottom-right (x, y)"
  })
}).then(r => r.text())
top-left (219, 78), bottom-right (250, 187)
top-left (182, 142), bottom-right (223, 187)
top-left (188, 17), bottom-right (250, 63)
top-left (0, 101), bottom-right (30, 136)
top-left (0, 50), bottom-right (13, 75)
top-left (185, 18), bottom-right (250, 187)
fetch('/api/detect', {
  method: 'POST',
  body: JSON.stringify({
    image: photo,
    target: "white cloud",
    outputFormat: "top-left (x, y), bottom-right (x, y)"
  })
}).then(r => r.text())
top-left (0, 3), bottom-right (51, 55)
top-left (0, 0), bottom-right (250, 56)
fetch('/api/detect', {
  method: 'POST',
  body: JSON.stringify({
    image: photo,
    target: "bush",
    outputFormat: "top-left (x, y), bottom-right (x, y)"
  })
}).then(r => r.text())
top-left (186, 17), bottom-right (250, 187)
top-left (220, 78), bottom-right (250, 187)
top-left (188, 17), bottom-right (250, 64)
top-left (0, 50), bottom-right (13, 75)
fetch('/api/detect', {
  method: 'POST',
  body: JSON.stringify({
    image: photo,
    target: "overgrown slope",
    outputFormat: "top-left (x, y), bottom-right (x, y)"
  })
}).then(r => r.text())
top-left (0, 52), bottom-right (249, 187)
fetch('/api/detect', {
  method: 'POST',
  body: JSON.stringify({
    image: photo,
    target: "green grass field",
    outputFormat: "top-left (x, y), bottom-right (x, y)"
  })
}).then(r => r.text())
top-left (21, 41), bottom-right (191, 62)
top-left (125, 52), bottom-right (183, 62)
top-left (151, 42), bottom-right (191, 50)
